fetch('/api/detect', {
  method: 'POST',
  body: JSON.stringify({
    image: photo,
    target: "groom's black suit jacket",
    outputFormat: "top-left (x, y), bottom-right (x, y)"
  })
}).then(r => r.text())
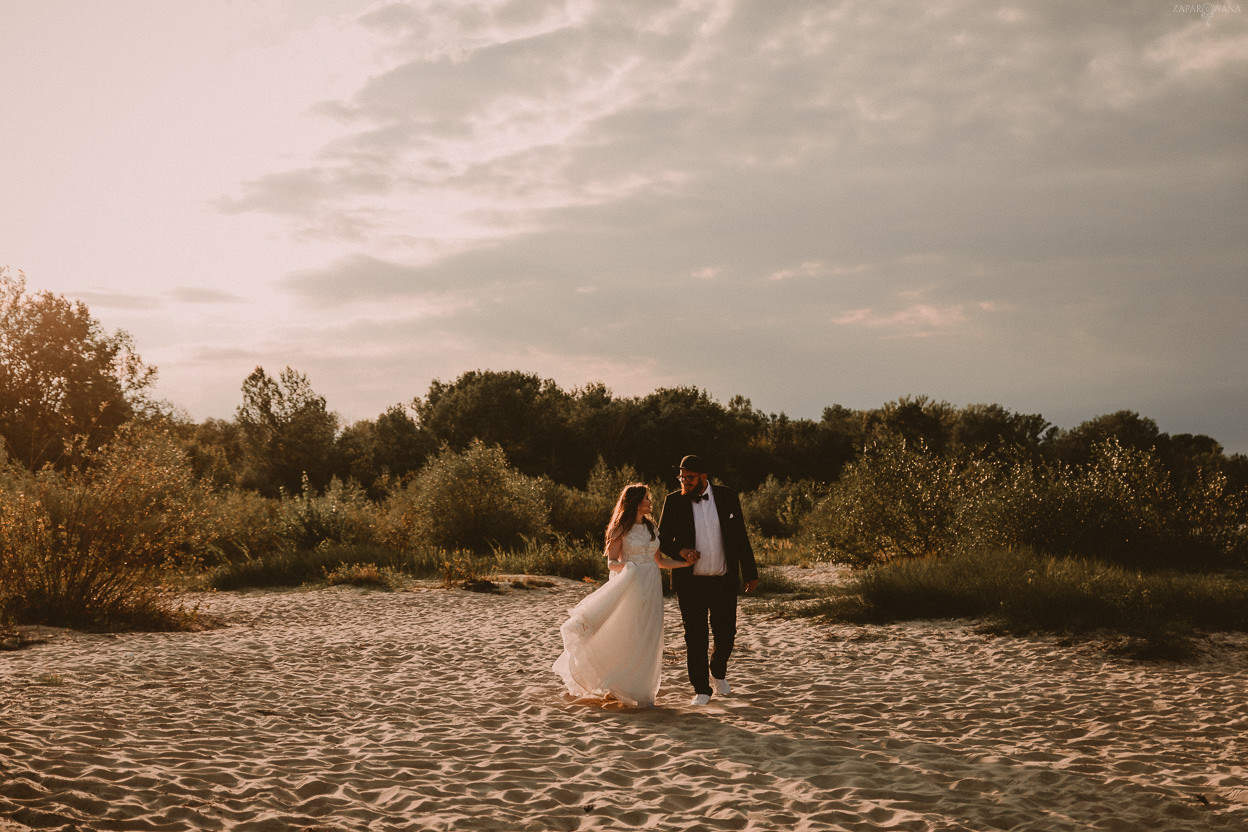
top-left (658, 484), bottom-right (758, 593)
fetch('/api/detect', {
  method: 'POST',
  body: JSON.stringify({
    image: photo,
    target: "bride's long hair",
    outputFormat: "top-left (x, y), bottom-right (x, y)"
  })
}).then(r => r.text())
top-left (604, 483), bottom-right (656, 553)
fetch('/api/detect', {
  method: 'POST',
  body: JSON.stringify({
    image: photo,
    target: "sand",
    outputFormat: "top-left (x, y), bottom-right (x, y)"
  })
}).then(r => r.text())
top-left (2, 572), bottom-right (1247, 831)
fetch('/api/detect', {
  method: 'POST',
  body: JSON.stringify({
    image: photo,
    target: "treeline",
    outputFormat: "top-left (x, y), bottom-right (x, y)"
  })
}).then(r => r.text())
top-left (180, 368), bottom-right (1248, 502)
top-left (5, 267), bottom-right (1245, 501)
top-left (5, 268), bottom-right (1248, 632)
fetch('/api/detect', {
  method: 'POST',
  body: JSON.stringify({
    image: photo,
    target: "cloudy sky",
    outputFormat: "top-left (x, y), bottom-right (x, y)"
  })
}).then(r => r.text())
top-left (3, 1), bottom-right (1246, 452)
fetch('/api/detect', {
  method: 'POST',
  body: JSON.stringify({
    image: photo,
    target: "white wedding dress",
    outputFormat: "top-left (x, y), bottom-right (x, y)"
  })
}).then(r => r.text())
top-left (552, 523), bottom-right (664, 707)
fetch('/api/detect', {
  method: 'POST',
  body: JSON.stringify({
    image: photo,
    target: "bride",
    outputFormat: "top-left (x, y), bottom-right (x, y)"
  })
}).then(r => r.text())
top-left (553, 484), bottom-right (699, 707)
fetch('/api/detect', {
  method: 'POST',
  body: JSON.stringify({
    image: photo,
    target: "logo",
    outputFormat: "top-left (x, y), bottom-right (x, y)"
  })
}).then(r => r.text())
top-left (1173, 3), bottom-right (1243, 25)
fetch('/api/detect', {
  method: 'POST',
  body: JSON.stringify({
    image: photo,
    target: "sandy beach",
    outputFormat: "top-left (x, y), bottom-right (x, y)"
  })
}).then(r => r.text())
top-left (2, 573), bottom-right (1247, 831)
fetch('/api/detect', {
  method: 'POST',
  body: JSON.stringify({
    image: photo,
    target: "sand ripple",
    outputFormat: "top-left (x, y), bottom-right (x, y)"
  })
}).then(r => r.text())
top-left (2, 581), bottom-right (1246, 831)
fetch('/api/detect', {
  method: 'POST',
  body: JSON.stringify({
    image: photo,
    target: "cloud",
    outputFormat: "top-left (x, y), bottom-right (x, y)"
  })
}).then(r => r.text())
top-left (217, 167), bottom-right (395, 216)
top-left (169, 287), bottom-right (245, 305)
top-left (219, 3), bottom-right (1246, 264)
top-left (9, 0), bottom-right (1245, 457)
top-left (182, 0), bottom-right (1248, 449)
top-left (834, 304), bottom-right (973, 332)
top-left (281, 254), bottom-right (458, 303)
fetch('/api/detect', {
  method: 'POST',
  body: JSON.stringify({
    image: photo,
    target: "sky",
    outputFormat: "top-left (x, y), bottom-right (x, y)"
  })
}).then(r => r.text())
top-left (2, 0), bottom-right (1246, 453)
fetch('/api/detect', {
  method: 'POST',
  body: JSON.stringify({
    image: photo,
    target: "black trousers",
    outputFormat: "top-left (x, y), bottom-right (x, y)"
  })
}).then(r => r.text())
top-left (676, 574), bottom-right (738, 695)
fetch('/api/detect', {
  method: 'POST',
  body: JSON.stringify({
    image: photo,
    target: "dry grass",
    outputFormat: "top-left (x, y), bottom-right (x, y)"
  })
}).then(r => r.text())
top-left (772, 547), bottom-right (1248, 661)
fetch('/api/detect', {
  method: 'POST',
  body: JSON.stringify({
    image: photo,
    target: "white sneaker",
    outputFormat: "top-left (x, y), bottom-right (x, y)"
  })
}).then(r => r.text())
top-left (690, 693), bottom-right (711, 706)
top-left (711, 677), bottom-right (731, 696)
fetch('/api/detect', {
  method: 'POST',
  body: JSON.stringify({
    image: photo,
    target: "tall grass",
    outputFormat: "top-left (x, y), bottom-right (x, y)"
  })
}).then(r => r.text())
top-left (752, 535), bottom-right (819, 567)
top-left (204, 543), bottom-right (447, 590)
top-left (782, 547), bottom-right (1248, 660)
top-left (205, 536), bottom-right (611, 591)
top-left (493, 535), bottom-right (607, 582)
top-left (750, 567), bottom-right (824, 599)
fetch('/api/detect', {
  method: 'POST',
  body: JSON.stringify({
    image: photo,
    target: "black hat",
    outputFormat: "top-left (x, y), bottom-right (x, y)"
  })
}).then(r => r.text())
top-left (677, 454), bottom-right (708, 473)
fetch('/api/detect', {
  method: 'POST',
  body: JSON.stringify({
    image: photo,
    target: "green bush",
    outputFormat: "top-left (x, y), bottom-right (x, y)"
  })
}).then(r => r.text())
top-left (198, 487), bottom-right (285, 564)
top-left (0, 426), bottom-right (208, 629)
top-left (975, 442), bottom-right (1248, 570)
top-left (538, 478), bottom-right (604, 541)
top-left (802, 436), bottom-right (1248, 571)
top-left (540, 458), bottom-right (659, 541)
top-left (743, 476), bottom-right (825, 538)
top-left (801, 436), bottom-right (987, 565)
top-left (382, 440), bottom-right (551, 552)
top-left (278, 475), bottom-right (377, 550)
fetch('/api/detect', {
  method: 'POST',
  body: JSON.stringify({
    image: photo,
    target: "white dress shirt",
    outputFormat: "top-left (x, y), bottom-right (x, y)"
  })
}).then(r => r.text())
top-left (691, 484), bottom-right (727, 576)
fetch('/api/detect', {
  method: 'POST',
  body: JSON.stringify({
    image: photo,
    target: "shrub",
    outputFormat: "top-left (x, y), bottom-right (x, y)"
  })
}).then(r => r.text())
top-left (802, 436), bottom-right (1248, 571)
top-left (0, 614), bottom-right (26, 650)
top-left (538, 478), bottom-right (603, 541)
top-left (743, 476), bottom-right (825, 538)
top-left (801, 436), bottom-right (989, 565)
top-left (585, 457), bottom-right (646, 504)
top-left (384, 440), bottom-right (551, 552)
top-left (974, 441), bottom-right (1248, 570)
top-left (441, 550), bottom-right (494, 588)
top-left (198, 487), bottom-right (285, 564)
top-left (0, 426), bottom-right (208, 629)
top-left (540, 458), bottom-right (659, 541)
top-left (278, 475), bottom-right (377, 550)
top-left (323, 562), bottom-right (404, 590)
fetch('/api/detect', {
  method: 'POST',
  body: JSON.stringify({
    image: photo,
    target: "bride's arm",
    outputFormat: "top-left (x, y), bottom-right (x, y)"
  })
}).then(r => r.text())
top-left (654, 549), bottom-right (699, 570)
top-left (606, 536), bottom-right (626, 573)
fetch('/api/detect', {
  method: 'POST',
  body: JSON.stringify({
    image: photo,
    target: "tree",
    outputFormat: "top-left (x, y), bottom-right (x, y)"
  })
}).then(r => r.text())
top-left (1047, 411), bottom-right (1164, 466)
top-left (332, 419), bottom-right (380, 494)
top-left (235, 366), bottom-right (337, 495)
top-left (412, 370), bottom-right (577, 482)
top-left (0, 269), bottom-right (156, 469)
top-left (624, 387), bottom-right (742, 485)
top-left (164, 415), bottom-right (245, 489)
top-left (334, 406), bottom-right (432, 497)
top-left (373, 404), bottom-right (432, 480)
top-left (753, 408), bottom-right (862, 485)
top-left (863, 396), bottom-right (956, 454)
top-left (950, 403), bottom-right (1052, 461)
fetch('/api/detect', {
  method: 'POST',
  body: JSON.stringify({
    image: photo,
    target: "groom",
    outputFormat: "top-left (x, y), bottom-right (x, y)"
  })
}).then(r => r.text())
top-left (658, 454), bottom-right (759, 706)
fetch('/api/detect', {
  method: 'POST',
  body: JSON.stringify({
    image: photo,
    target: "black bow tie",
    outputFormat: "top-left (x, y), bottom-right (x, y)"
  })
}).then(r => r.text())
top-left (691, 493), bottom-right (708, 503)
